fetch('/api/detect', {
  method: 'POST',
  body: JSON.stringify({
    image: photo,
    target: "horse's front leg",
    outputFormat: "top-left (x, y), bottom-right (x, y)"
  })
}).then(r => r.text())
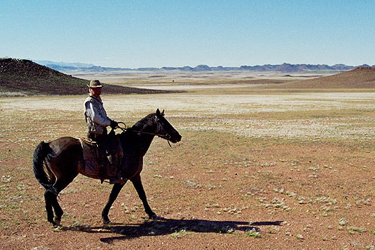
top-left (131, 174), bottom-right (156, 219)
top-left (102, 183), bottom-right (126, 225)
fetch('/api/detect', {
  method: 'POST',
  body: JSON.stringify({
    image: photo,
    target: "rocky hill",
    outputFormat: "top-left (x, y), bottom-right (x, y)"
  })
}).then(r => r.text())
top-left (0, 58), bottom-right (170, 96)
top-left (281, 67), bottom-right (375, 89)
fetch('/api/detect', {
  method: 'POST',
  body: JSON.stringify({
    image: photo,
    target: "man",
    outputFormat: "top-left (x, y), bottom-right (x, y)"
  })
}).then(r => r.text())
top-left (84, 80), bottom-right (121, 183)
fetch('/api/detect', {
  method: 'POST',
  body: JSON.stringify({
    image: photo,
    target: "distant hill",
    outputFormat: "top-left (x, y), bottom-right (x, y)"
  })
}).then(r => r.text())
top-left (36, 60), bottom-right (374, 73)
top-left (281, 67), bottom-right (375, 89)
top-left (239, 63), bottom-right (358, 72)
top-left (0, 58), bottom-right (171, 96)
top-left (37, 60), bottom-right (95, 69)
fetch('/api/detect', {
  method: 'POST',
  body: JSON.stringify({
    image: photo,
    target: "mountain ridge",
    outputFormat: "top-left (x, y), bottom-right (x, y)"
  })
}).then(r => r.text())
top-left (36, 60), bottom-right (374, 73)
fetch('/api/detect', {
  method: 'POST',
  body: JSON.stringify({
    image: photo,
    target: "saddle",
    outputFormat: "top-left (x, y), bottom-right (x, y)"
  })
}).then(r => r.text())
top-left (79, 136), bottom-right (124, 182)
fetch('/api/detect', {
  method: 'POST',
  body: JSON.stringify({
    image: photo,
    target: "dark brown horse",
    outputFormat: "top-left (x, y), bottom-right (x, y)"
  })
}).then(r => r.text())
top-left (33, 109), bottom-right (181, 226)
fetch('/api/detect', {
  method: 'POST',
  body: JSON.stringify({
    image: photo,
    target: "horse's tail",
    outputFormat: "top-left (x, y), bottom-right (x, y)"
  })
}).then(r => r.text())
top-left (33, 141), bottom-right (56, 193)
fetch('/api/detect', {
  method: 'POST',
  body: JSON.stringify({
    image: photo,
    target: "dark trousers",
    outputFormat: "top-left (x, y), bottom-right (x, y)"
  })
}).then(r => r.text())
top-left (88, 130), bottom-right (118, 180)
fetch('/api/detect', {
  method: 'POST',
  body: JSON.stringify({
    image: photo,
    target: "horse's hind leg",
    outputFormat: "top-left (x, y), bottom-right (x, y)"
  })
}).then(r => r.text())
top-left (44, 190), bottom-right (55, 225)
top-left (45, 175), bottom-right (77, 226)
top-left (53, 176), bottom-right (78, 226)
top-left (44, 188), bottom-right (64, 226)
top-left (50, 194), bottom-right (63, 226)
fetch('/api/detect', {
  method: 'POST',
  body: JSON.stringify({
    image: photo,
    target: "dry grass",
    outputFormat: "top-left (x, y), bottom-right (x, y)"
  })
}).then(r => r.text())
top-left (1, 80), bottom-right (375, 249)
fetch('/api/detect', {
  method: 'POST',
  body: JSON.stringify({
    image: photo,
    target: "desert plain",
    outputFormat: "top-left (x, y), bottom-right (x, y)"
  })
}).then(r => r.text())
top-left (1, 70), bottom-right (375, 249)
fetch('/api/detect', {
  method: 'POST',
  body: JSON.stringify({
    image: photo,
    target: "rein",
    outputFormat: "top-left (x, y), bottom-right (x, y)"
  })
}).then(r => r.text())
top-left (116, 122), bottom-right (172, 147)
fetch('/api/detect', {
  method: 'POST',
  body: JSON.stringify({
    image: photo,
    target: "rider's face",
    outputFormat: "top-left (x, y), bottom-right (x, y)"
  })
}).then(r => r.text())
top-left (89, 87), bottom-right (102, 97)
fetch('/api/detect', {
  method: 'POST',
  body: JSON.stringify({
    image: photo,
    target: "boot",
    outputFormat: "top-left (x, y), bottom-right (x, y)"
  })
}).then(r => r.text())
top-left (107, 154), bottom-right (125, 184)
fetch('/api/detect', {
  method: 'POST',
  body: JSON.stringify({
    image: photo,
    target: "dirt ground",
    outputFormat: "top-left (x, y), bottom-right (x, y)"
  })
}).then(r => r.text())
top-left (1, 80), bottom-right (375, 249)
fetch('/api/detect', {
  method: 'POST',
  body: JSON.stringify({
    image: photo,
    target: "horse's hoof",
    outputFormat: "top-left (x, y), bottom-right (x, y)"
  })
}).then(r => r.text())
top-left (103, 220), bottom-right (112, 227)
top-left (148, 213), bottom-right (156, 219)
top-left (149, 214), bottom-right (163, 221)
top-left (54, 219), bottom-right (61, 227)
top-left (49, 219), bottom-right (58, 227)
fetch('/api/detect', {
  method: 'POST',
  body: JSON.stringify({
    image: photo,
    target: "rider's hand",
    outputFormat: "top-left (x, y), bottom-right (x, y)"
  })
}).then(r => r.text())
top-left (110, 120), bottom-right (118, 129)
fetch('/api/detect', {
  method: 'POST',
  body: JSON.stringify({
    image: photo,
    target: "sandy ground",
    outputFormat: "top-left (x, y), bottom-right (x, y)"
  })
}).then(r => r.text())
top-left (1, 85), bottom-right (375, 249)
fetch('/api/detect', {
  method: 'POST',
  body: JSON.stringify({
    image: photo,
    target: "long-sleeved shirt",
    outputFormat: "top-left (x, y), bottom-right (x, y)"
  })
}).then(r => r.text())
top-left (84, 95), bottom-right (111, 135)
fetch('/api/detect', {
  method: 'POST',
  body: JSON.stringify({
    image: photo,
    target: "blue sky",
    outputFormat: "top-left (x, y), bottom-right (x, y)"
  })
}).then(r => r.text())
top-left (1, 0), bottom-right (374, 68)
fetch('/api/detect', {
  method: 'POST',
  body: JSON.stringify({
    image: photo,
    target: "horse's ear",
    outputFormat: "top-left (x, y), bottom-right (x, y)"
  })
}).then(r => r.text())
top-left (156, 109), bottom-right (164, 117)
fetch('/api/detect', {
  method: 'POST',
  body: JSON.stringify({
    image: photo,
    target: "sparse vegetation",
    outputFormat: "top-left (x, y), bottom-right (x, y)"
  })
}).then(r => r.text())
top-left (1, 67), bottom-right (375, 248)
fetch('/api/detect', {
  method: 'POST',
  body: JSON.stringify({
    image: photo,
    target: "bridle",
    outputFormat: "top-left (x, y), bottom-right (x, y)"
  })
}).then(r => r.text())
top-left (116, 121), bottom-right (173, 147)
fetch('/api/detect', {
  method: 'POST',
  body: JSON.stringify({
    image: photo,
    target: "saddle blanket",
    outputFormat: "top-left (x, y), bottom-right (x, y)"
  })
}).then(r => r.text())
top-left (78, 137), bottom-right (123, 180)
top-left (79, 138), bottom-right (102, 179)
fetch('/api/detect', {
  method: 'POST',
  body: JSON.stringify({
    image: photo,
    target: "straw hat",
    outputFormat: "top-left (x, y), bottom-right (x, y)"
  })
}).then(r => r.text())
top-left (87, 80), bottom-right (103, 88)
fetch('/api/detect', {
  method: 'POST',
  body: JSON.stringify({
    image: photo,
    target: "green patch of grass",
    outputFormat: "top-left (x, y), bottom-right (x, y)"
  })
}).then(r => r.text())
top-left (246, 228), bottom-right (261, 238)
top-left (171, 228), bottom-right (188, 239)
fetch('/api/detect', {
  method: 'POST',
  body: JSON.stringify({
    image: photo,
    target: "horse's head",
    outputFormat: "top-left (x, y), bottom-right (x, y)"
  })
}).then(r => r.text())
top-left (154, 109), bottom-right (182, 143)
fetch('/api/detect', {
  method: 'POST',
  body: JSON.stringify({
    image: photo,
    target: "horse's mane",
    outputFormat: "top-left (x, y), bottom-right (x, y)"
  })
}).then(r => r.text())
top-left (132, 113), bottom-right (156, 130)
top-left (118, 113), bottom-right (156, 139)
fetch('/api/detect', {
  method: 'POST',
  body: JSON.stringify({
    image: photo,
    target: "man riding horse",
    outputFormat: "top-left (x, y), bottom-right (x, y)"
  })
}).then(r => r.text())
top-left (84, 80), bottom-right (123, 184)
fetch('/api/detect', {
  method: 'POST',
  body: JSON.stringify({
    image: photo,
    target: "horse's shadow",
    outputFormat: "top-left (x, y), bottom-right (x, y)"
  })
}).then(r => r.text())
top-left (60, 217), bottom-right (283, 243)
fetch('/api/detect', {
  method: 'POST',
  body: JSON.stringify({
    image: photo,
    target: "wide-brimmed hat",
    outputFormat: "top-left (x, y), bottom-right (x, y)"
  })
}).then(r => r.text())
top-left (87, 80), bottom-right (103, 88)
